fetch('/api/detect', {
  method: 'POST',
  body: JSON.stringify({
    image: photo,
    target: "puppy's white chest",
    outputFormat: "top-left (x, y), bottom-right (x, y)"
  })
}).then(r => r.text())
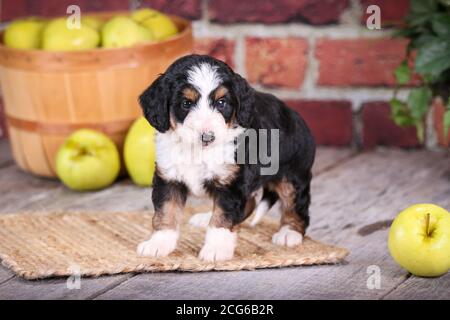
top-left (155, 133), bottom-right (236, 197)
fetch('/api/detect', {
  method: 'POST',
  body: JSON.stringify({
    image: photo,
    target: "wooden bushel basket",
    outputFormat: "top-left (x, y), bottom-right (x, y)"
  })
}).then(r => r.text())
top-left (0, 13), bottom-right (193, 178)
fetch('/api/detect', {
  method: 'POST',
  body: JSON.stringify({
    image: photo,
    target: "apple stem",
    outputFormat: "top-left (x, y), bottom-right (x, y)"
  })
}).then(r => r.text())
top-left (425, 213), bottom-right (431, 237)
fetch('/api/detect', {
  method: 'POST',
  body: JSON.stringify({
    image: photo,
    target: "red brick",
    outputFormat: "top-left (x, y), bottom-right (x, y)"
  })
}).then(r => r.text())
top-left (209, 0), bottom-right (349, 25)
top-left (316, 38), bottom-right (419, 87)
top-left (1, 0), bottom-right (130, 21)
top-left (362, 102), bottom-right (421, 149)
top-left (246, 37), bottom-right (308, 89)
top-left (194, 38), bottom-right (235, 68)
top-left (360, 0), bottom-right (410, 26)
top-left (433, 98), bottom-right (450, 147)
top-left (140, 0), bottom-right (202, 20)
top-left (287, 100), bottom-right (353, 146)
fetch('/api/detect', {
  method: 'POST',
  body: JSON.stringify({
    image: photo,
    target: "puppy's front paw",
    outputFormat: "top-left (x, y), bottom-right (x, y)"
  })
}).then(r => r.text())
top-left (189, 212), bottom-right (212, 228)
top-left (137, 229), bottom-right (179, 257)
top-left (199, 227), bottom-right (237, 262)
top-left (272, 225), bottom-right (303, 247)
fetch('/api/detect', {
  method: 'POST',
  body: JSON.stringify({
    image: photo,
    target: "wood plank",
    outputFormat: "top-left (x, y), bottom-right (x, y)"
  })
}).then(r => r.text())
top-left (97, 150), bottom-right (450, 299)
top-left (312, 147), bottom-right (355, 175)
top-left (383, 273), bottom-right (450, 300)
top-left (0, 274), bottom-right (133, 300)
top-left (0, 168), bottom-right (151, 213)
top-left (0, 268), bottom-right (14, 284)
top-left (0, 139), bottom-right (13, 168)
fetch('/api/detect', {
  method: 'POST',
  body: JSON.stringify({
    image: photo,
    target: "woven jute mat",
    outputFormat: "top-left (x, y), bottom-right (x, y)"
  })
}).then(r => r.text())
top-left (0, 207), bottom-right (349, 279)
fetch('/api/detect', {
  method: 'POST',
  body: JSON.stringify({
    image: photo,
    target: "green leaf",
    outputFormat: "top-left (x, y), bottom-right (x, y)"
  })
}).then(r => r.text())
top-left (390, 98), bottom-right (416, 127)
top-left (431, 13), bottom-right (450, 36)
top-left (411, 33), bottom-right (436, 48)
top-left (407, 13), bottom-right (433, 27)
top-left (415, 37), bottom-right (450, 78)
top-left (410, 0), bottom-right (438, 14)
top-left (407, 87), bottom-right (432, 120)
top-left (393, 28), bottom-right (417, 38)
top-left (444, 109), bottom-right (450, 137)
top-left (394, 61), bottom-right (411, 85)
top-left (416, 122), bottom-right (425, 142)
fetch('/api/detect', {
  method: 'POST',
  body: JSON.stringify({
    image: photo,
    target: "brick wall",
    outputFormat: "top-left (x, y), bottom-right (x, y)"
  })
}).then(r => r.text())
top-left (0, 0), bottom-right (447, 148)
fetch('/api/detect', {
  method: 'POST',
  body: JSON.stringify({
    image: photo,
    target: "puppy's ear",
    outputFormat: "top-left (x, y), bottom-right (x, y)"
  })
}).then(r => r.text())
top-left (139, 74), bottom-right (170, 133)
top-left (233, 73), bottom-right (255, 127)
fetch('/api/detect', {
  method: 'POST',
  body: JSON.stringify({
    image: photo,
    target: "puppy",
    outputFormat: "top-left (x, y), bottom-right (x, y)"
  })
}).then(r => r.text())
top-left (137, 54), bottom-right (315, 262)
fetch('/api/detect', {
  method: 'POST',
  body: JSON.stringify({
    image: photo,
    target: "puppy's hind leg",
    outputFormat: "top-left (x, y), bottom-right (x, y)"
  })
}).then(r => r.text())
top-left (271, 176), bottom-right (311, 247)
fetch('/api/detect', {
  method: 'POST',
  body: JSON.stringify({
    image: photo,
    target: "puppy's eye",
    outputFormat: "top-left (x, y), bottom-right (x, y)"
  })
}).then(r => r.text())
top-left (215, 98), bottom-right (227, 108)
top-left (182, 100), bottom-right (194, 109)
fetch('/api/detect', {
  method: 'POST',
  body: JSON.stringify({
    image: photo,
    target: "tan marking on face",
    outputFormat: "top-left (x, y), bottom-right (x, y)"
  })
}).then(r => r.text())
top-left (227, 109), bottom-right (237, 129)
top-left (169, 114), bottom-right (177, 130)
top-left (182, 87), bottom-right (199, 102)
top-left (270, 179), bottom-right (306, 235)
top-left (214, 85), bottom-right (228, 100)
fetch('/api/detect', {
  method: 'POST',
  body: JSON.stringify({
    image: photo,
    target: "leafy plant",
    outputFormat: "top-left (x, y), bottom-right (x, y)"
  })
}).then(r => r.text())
top-left (391, 0), bottom-right (450, 141)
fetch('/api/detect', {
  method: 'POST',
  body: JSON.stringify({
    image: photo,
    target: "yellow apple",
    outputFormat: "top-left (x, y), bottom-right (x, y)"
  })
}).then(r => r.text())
top-left (56, 129), bottom-right (120, 191)
top-left (81, 16), bottom-right (104, 30)
top-left (101, 16), bottom-right (154, 48)
top-left (4, 18), bottom-right (46, 49)
top-left (42, 18), bottom-right (100, 51)
top-left (388, 203), bottom-right (450, 277)
top-left (139, 11), bottom-right (178, 40)
top-left (124, 117), bottom-right (156, 186)
top-left (130, 8), bottom-right (160, 23)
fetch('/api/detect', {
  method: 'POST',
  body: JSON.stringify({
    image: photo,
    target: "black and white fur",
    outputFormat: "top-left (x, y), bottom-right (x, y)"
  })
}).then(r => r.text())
top-left (137, 55), bottom-right (315, 262)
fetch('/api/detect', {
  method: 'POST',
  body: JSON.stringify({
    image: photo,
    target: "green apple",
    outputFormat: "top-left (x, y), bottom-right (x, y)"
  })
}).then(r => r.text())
top-left (42, 18), bottom-right (100, 51)
top-left (124, 117), bottom-right (156, 186)
top-left (56, 129), bottom-right (120, 191)
top-left (388, 204), bottom-right (450, 277)
top-left (4, 18), bottom-right (46, 49)
top-left (130, 8), bottom-right (160, 23)
top-left (101, 16), bottom-right (154, 48)
top-left (81, 16), bottom-right (104, 30)
top-left (140, 12), bottom-right (178, 40)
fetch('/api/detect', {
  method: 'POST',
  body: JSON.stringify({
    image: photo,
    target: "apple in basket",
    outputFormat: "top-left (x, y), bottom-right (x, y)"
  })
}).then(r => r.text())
top-left (3, 18), bottom-right (46, 49)
top-left (56, 129), bottom-right (120, 191)
top-left (101, 16), bottom-right (154, 48)
top-left (42, 18), bottom-right (100, 51)
top-left (131, 8), bottom-right (179, 40)
top-left (388, 204), bottom-right (450, 277)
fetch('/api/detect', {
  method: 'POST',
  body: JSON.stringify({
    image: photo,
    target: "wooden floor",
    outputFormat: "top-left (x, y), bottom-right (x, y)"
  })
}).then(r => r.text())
top-left (0, 138), bottom-right (449, 300)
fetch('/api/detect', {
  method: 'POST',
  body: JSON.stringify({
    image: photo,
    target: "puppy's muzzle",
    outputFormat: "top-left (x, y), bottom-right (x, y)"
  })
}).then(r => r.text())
top-left (201, 131), bottom-right (215, 146)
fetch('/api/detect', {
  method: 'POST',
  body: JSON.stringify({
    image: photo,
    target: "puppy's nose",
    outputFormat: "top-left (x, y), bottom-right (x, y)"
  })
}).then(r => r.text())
top-left (201, 131), bottom-right (215, 146)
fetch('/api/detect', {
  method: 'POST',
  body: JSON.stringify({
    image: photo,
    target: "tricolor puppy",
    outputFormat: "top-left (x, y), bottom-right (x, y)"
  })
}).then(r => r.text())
top-left (137, 55), bottom-right (315, 262)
